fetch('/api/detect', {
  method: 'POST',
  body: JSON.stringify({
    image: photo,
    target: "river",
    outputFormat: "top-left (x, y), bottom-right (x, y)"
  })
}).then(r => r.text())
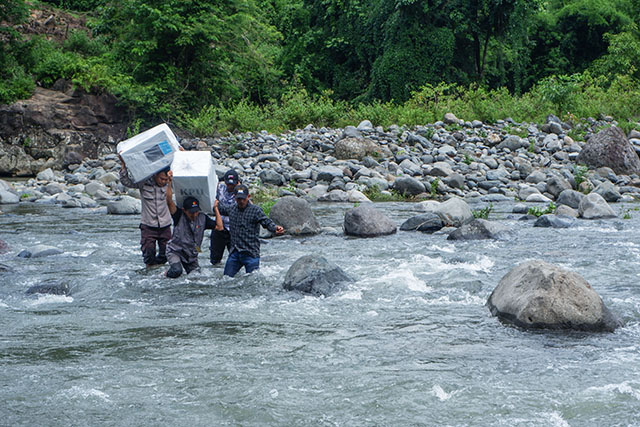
top-left (1, 201), bottom-right (639, 426)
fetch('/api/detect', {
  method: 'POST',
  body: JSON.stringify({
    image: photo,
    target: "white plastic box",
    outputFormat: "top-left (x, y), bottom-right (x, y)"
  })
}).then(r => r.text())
top-left (171, 151), bottom-right (219, 214)
top-left (117, 123), bottom-right (181, 183)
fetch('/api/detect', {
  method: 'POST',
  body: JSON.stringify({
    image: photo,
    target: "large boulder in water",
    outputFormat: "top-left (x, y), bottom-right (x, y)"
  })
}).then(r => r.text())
top-left (269, 196), bottom-right (321, 235)
top-left (399, 213), bottom-right (444, 233)
top-left (344, 205), bottom-right (397, 237)
top-left (578, 192), bottom-right (616, 219)
top-left (576, 126), bottom-right (640, 175)
top-left (486, 260), bottom-right (622, 332)
top-left (107, 195), bottom-right (142, 215)
top-left (447, 218), bottom-right (510, 240)
top-left (418, 197), bottom-right (472, 227)
top-left (283, 255), bottom-right (353, 296)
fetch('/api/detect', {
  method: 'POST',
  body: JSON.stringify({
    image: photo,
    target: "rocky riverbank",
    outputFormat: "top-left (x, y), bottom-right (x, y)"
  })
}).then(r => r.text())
top-left (1, 113), bottom-right (640, 218)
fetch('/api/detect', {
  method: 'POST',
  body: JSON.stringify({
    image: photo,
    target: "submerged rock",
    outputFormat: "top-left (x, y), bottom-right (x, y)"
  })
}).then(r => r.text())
top-left (343, 205), bottom-right (397, 237)
top-left (399, 213), bottom-right (444, 233)
top-left (283, 254), bottom-right (353, 296)
top-left (17, 244), bottom-right (64, 258)
top-left (447, 218), bottom-right (510, 240)
top-left (487, 260), bottom-right (622, 332)
top-left (533, 214), bottom-right (576, 228)
top-left (25, 280), bottom-right (70, 296)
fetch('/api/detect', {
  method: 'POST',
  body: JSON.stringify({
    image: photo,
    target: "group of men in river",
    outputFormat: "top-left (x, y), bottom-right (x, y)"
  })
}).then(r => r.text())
top-left (118, 157), bottom-right (285, 278)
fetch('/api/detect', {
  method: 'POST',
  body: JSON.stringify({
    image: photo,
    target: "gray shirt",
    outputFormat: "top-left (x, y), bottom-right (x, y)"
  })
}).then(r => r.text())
top-left (119, 167), bottom-right (172, 228)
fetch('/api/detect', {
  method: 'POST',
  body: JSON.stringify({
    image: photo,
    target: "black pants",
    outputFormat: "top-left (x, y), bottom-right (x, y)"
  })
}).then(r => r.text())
top-left (140, 224), bottom-right (171, 266)
top-left (210, 229), bottom-right (231, 265)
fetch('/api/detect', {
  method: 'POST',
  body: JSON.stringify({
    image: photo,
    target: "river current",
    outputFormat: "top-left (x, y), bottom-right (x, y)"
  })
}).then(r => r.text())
top-left (1, 201), bottom-right (639, 426)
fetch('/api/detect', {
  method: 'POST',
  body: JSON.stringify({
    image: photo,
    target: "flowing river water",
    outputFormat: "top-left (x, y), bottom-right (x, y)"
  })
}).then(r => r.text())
top-left (1, 201), bottom-right (639, 426)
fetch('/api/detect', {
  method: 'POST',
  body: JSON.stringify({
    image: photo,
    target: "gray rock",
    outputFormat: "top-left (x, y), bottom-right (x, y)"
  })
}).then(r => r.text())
top-left (525, 170), bottom-right (546, 184)
top-left (578, 192), bottom-right (616, 219)
top-left (399, 159), bottom-right (421, 176)
top-left (429, 161), bottom-right (454, 177)
top-left (393, 176), bottom-right (426, 196)
top-left (269, 196), bottom-right (321, 235)
top-left (316, 166), bottom-right (344, 182)
top-left (334, 137), bottom-right (379, 160)
top-left (546, 174), bottom-right (572, 198)
top-left (526, 193), bottom-right (552, 203)
top-left (556, 205), bottom-right (579, 217)
top-left (487, 260), bottom-right (622, 332)
top-left (447, 218), bottom-right (511, 240)
top-left (357, 120), bottom-right (373, 130)
top-left (84, 181), bottom-right (108, 196)
top-left (26, 280), bottom-right (70, 296)
top-left (498, 135), bottom-right (525, 151)
top-left (519, 186), bottom-right (540, 200)
top-left (18, 244), bottom-right (64, 258)
top-left (36, 168), bottom-right (56, 181)
top-left (445, 173), bottom-right (465, 189)
top-left (344, 205), bottom-right (397, 237)
top-left (107, 196), bottom-right (142, 215)
top-left (593, 181), bottom-right (621, 203)
top-left (258, 169), bottom-right (286, 186)
top-left (419, 197), bottom-right (473, 227)
top-left (318, 189), bottom-right (349, 202)
top-left (0, 190), bottom-right (19, 204)
top-left (533, 214), bottom-right (576, 228)
top-left (399, 213), bottom-right (444, 233)
top-left (283, 255), bottom-right (353, 296)
top-left (577, 126), bottom-right (640, 175)
top-left (443, 112), bottom-right (460, 124)
top-left (556, 189), bottom-right (585, 209)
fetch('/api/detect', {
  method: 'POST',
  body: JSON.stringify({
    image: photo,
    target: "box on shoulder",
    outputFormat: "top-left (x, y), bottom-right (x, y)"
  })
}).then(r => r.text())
top-left (117, 123), bottom-right (181, 183)
top-left (171, 151), bottom-right (219, 214)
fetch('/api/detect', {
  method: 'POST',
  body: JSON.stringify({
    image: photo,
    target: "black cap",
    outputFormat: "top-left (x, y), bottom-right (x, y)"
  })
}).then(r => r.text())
top-left (183, 196), bottom-right (201, 212)
top-left (234, 184), bottom-right (249, 199)
top-left (224, 169), bottom-right (239, 185)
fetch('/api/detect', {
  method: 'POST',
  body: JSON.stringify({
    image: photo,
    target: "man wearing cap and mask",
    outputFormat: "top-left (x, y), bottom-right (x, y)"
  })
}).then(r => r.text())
top-left (214, 184), bottom-right (285, 277)
top-left (209, 169), bottom-right (241, 266)
top-left (165, 186), bottom-right (217, 278)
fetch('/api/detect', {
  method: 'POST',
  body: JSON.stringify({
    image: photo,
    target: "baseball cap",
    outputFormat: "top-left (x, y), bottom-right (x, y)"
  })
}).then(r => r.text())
top-left (224, 169), bottom-right (239, 185)
top-left (183, 196), bottom-right (201, 212)
top-left (234, 184), bottom-right (249, 199)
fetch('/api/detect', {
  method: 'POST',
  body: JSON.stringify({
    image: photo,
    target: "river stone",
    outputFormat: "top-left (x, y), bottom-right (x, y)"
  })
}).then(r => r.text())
top-left (107, 196), bottom-right (142, 215)
top-left (526, 193), bottom-right (552, 203)
top-left (546, 174), bottom-right (572, 198)
top-left (399, 213), bottom-right (444, 233)
top-left (556, 189), bottom-right (585, 209)
top-left (486, 260), bottom-right (621, 332)
top-left (17, 244), bottom-right (64, 258)
top-left (25, 280), bottom-right (70, 296)
top-left (447, 218), bottom-right (511, 240)
top-left (334, 137), bottom-right (379, 160)
top-left (533, 214), bottom-right (576, 228)
top-left (0, 190), bottom-right (19, 204)
top-left (556, 205), bottom-right (579, 217)
top-left (577, 126), bottom-right (640, 175)
top-left (316, 166), bottom-right (344, 182)
top-left (346, 189), bottom-right (370, 203)
top-left (269, 196), bottom-right (321, 235)
top-left (36, 168), bottom-right (56, 181)
top-left (393, 176), bottom-right (426, 196)
top-left (593, 181), bottom-right (621, 203)
top-left (84, 181), bottom-right (108, 196)
top-left (283, 255), bottom-right (353, 296)
top-left (419, 197), bottom-right (472, 227)
top-left (578, 192), bottom-right (616, 219)
top-left (519, 186), bottom-right (541, 200)
top-left (318, 189), bottom-right (349, 202)
top-left (258, 169), bottom-right (286, 186)
top-left (344, 205), bottom-right (397, 237)
top-left (443, 112), bottom-right (460, 124)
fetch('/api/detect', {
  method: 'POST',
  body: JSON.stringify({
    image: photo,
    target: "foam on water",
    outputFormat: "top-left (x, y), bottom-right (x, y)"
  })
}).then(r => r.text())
top-left (338, 290), bottom-right (362, 300)
top-left (62, 386), bottom-right (112, 403)
top-left (586, 381), bottom-right (640, 400)
top-left (27, 294), bottom-right (73, 305)
top-left (543, 411), bottom-right (570, 427)
top-left (430, 384), bottom-right (460, 401)
top-left (410, 253), bottom-right (495, 275)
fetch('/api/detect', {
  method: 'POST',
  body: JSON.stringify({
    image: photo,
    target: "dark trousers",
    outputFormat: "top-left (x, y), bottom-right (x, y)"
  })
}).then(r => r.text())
top-left (140, 224), bottom-right (171, 266)
top-left (210, 229), bottom-right (231, 265)
top-left (166, 252), bottom-right (199, 278)
top-left (223, 250), bottom-right (260, 277)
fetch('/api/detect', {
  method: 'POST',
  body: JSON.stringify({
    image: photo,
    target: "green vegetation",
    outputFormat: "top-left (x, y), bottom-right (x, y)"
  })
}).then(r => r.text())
top-left (528, 202), bottom-right (557, 217)
top-left (2, 0), bottom-right (640, 132)
top-left (363, 185), bottom-right (407, 202)
top-left (472, 203), bottom-right (493, 219)
top-left (430, 178), bottom-right (440, 198)
top-left (620, 205), bottom-right (640, 219)
top-left (251, 185), bottom-right (278, 215)
top-left (573, 164), bottom-right (589, 186)
top-left (463, 153), bottom-right (474, 165)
